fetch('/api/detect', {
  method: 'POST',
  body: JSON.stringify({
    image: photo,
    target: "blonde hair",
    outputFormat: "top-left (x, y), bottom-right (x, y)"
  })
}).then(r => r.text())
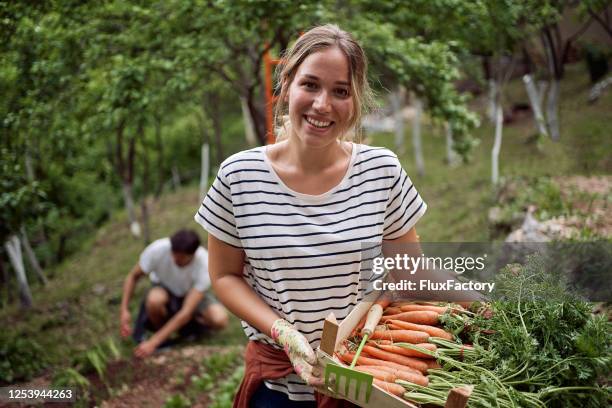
top-left (273, 24), bottom-right (374, 143)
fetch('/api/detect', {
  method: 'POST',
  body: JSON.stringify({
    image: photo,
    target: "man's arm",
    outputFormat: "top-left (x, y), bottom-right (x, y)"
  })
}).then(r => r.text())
top-left (120, 263), bottom-right (145, 338)
top-left (134, 288), bottom-right (204, 358)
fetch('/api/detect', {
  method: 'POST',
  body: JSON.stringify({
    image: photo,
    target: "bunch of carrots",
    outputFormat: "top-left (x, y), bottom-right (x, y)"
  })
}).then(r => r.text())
top-left (336, 300), bottom-right (468, 399)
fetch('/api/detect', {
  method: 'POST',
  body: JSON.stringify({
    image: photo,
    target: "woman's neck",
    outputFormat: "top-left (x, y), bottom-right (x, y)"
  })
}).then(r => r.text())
top-left (279, 138), bottom-right (350, 174)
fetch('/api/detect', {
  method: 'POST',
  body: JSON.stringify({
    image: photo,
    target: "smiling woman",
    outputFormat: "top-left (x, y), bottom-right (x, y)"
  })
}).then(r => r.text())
top-left (195, 24), bottom-right (427, 408)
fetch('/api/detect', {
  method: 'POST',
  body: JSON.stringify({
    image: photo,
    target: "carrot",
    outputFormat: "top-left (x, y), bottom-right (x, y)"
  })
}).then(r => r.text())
top-left (373, 379), bottom-right (406, 397)
top-left (371, 339), bottom-right (393, 345)
top-left (370, 329), bottom-right (429, 344)
top-left (383, 306), bottom-right (402, 315)
top-left (354, 366), bottom-right (396, 382)
top-left (351, 314), bottom-right (368, 336)
top-left (338, 352), bottom-right (422, 375)
top-left (387, 319), bottom-right (453, 340)
top-left (399, 304), bottom-right (449, 314)
top-left (378, 343), bottom-right (436, 359)
top-left (359, 365), bottom-right (429, 387)
top-left (381, 310), bottom-right (439, 325)
top-left (362, 345), bottom-right (429, 373)
top-left (425, 360), bottom-right (442, 370)
top-left (376, 299), bottom-right (392, 309)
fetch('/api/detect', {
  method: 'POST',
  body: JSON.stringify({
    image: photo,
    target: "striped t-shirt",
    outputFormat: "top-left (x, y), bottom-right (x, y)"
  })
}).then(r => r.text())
top-left (194, 143), bottom-right (426, 401)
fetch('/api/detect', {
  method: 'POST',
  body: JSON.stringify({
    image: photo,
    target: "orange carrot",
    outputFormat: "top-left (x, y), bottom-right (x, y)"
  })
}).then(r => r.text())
top-left (370, 329), bottom-right (429, 344)
top-left (359, 365), bottom-right (428, 387)
top-left (362, 345), bottom-right (429, 373)
top-left (338, 352), bottom-right (422, 375)
top-left (381, 311), bottom-right (439, 325)
top-left (354, 366), bottom-right (396, 382)
top-left (383, 306), bottom-right (402, 315)
top-left (399, 304), bottom-right (449, 314)
top-left (425, 360), bottom-right (442, 370)
top-left (352, 314), bottom-right (368, 336)
top-left (373, 378), bottom-right (406, 397)
top-left (387, 319), bottom-right (453, 340)
top-left (372, 339), bottom-right (393, 345)
top-left (376, 299), bottom-right (392, 309)
top-left (378, 343), bottom-right (436, 359)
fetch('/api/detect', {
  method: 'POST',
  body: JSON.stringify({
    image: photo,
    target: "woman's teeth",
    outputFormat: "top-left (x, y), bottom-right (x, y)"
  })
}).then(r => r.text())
top-left (305, 116), bottom-right (332, 128)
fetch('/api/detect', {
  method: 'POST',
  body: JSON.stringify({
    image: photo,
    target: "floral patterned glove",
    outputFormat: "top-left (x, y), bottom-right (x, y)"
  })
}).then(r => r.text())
top-left (271, 319), bottom-right (324, 386)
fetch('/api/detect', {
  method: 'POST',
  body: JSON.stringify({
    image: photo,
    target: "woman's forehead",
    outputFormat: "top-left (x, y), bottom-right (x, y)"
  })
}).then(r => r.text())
top-left (295, 47), bottom-right (350, 83)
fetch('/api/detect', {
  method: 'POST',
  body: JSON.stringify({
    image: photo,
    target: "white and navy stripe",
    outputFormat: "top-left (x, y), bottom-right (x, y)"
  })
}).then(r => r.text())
top-left (195, 143), bottom-right (426, 401)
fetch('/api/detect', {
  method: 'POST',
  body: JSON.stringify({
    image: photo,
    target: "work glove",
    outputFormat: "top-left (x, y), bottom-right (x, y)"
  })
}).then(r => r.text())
top-left (271, 319), bottom-right (324, 386)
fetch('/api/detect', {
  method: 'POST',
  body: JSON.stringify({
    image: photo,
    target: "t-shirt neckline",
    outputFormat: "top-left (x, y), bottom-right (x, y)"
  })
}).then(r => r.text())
top-left (262, 142), bottom-right (359, 202)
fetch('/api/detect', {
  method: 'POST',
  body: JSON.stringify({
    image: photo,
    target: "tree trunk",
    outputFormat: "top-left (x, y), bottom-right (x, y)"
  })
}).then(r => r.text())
top-left (20, 226), bottom-right (47, 285)
top-left (445, 123), bottom-right (459, 166)
top-left (487, 79), bottom-right (498, 123)
top-left (541, 26), bottom-right (563, 141)
top-left (200, 144), bottom-right (210, 204)
top-left (522, 74), bottom-right (548, 137)
top-left (411, 96), bottom-right (425, 176)
top-left (4, 235), bottom-right (33, 308)
top-left (154, 115), bottom-right (164, 199)
top-left (138, 121), bottom-right (151, 245)
top-left (546, 79), bottom-right (561, 141)
top-left (171, 165), bottom-right (181, 189)
top-left (240, 96), bottom-right (258, 146)
top-left (121, 182), bottom-right (140, 237)
top-left (245, 87), bottom-right (267, 145)
top-left (0, 256), bottom-right (11, 305)
top-left (491, 103), bottom-right (504, 185)
top-left (390, 87), bottom-right (405, 154)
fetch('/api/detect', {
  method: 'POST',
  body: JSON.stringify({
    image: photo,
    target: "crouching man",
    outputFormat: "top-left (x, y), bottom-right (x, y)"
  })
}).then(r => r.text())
top-left (119, 229), bottom-right (228, 358)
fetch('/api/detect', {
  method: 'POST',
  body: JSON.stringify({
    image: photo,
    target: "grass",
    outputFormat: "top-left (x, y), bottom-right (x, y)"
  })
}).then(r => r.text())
top-left (1, 61), bottom-right (610, 385)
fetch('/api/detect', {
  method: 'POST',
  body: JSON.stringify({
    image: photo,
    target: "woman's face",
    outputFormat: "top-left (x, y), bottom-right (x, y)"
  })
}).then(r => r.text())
top-left (287, 46), bottom-right (354, 148)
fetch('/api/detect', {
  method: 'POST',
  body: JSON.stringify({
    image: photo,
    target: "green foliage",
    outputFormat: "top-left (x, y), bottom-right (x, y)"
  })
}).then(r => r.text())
top-left (0, 148), bottom-right (47, 242)
top-left (209, 365), bottom-right (245, 408)
top-left (163, 394), bottom-right (191, 408)
top-left (0, 332), bottom-right (46, 383)
top-left (440, 255), bottom-right (612, 407)
top-left (51, 367), bottom-right (91, 391)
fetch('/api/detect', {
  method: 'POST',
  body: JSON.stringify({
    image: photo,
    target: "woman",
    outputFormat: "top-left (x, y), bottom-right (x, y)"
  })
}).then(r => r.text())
top-left (195, 24), bottom-right (426, 407)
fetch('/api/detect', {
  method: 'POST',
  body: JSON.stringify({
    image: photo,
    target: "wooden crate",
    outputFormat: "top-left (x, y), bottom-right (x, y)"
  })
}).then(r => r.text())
top-left (316, 300), bottom-right (471, 408)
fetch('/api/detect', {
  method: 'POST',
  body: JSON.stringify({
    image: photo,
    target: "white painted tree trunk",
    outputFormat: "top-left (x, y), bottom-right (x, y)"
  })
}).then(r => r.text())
top-left (20, 226), bottom-right (47, 285)
top-left (4, 235), bottom-right (33, 308)
top-left (411, 96), bottom-right (425, 176)
top-left (546, 79), bottom-right (561, 141)
top-left (121, 182), bottom-right (141, 237)
top-left (487, 79), bottom-right (498, 123)
top-left (491, 104), bottom-right (504, 185)
top-left (199, 143), bottom-right (210, 203)
top-left (445, 123), bottom-right (459, 166)
top-left (240, 96), bottom-right (258, 146)
top-left (390, 87), bottom-right (405, 154)
top-left (522, 74), bottom-right (548, 137)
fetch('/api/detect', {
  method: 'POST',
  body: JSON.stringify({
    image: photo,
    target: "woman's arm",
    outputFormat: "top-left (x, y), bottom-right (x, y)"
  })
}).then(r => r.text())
top-left (208, 233), bottom-right (323, 385)
top-left (208, 233), bottom-right (280, 337)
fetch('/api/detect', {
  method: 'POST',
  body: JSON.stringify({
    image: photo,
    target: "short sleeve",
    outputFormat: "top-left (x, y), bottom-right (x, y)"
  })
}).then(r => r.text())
top-left (192, 248), bottom-right (211, 292)
top-left (383, 158), bottom-right (427, 239)
top-left (194, 167), bottom-right (242, 247)
top-left (139, 239), bottom-right (164, 274)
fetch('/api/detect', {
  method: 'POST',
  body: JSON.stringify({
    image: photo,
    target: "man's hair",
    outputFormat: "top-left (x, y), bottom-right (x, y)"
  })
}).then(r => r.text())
top-left (170, 229), bottom-right (201, 254)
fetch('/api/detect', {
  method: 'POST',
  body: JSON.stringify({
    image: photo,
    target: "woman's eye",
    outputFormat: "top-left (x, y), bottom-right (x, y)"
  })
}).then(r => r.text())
top-left (335, 88), bottom-right (349, 97)
top-left (302, 81), bottom-right (317, 90)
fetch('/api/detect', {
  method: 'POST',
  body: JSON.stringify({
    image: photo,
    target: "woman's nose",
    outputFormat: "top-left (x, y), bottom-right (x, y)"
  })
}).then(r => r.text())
top-left (313, 91), bottom-right (331, 113)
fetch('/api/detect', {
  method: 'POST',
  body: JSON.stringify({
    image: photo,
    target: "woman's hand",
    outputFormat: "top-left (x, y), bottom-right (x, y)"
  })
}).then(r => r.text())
top-left (271, 319), bottom-right (324, 386)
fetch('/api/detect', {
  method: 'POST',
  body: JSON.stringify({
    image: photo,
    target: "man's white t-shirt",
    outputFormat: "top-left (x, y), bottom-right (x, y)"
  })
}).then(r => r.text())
top-left (139, 238), bottom-right (210, 297)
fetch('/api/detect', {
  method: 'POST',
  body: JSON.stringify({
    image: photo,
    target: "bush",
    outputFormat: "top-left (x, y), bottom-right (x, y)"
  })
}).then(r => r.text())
top-left (0, 333), bottom-right (46, 383)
